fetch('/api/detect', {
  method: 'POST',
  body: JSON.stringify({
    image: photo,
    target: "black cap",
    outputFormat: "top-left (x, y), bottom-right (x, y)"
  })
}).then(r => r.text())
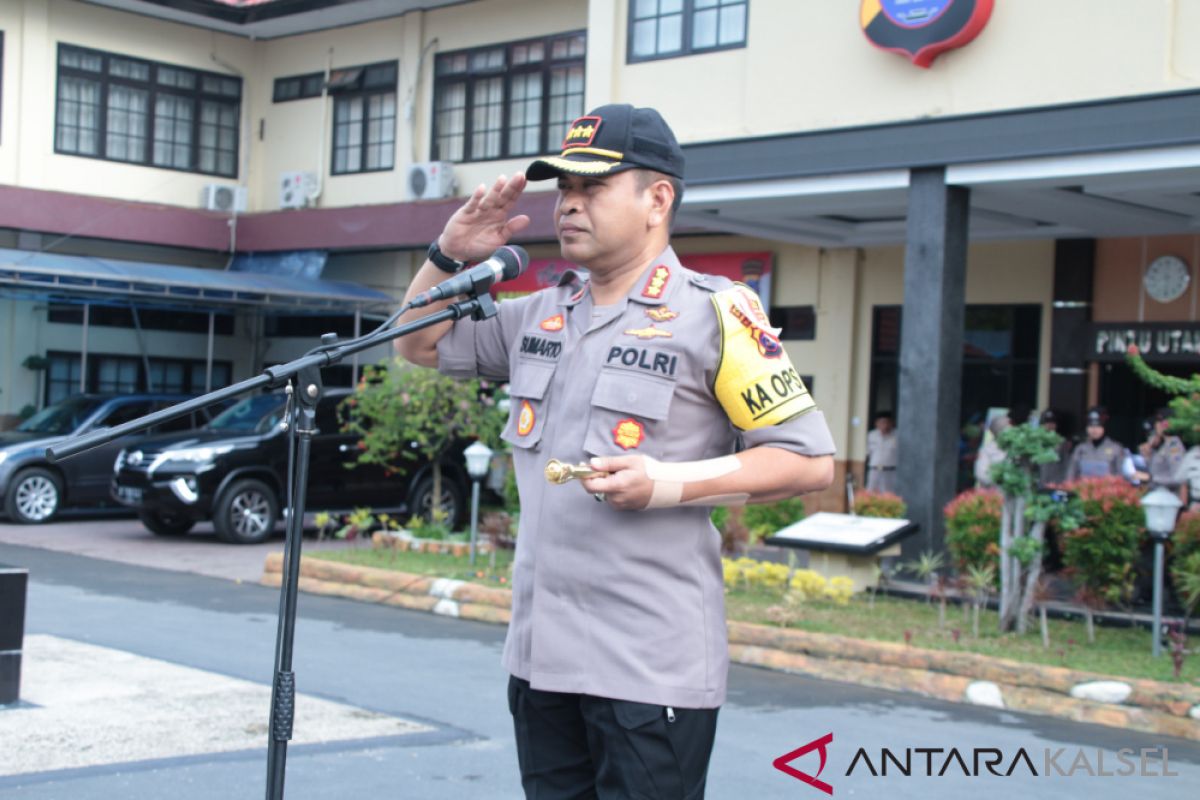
top-left (526, 104), bottom-right (685, 181)
top-left (1086, 406), bottom-right (1108, 426)
top-left (1040, 409), bottom-right (1057, 424)
top-left (1152, 407), bottom-right (1172, 422)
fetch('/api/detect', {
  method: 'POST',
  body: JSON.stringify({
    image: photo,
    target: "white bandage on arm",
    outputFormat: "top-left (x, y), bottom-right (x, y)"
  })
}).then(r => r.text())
top-left (643, 455), bottom-right (749, 509)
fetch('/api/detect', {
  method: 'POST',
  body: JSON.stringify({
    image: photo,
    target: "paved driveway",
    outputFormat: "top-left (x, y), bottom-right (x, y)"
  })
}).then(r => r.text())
top-left (0, 515), bottom-right (364, 583)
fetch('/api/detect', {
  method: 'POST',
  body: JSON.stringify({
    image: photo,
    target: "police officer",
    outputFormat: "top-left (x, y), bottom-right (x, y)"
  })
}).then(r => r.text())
top-left (1066, 406), bottom-right (1125, 480)
top-left (865, 410), bottom-right (898, 492)
top-left (1135, 408), bottom-right (1185, 489)
top-left (1036, 409), bottom-right (1072, 487)
top-left (396, 104), bottom-right (836, 798)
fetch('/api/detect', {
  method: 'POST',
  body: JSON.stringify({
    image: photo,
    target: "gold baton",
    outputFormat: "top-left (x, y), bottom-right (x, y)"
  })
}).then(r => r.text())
top-left (544, 458), bottom-right (608, 484)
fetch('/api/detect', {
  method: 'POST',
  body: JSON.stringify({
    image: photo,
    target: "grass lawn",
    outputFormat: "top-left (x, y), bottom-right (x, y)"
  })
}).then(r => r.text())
top-left (308, 547), bottom-right (1199, 685)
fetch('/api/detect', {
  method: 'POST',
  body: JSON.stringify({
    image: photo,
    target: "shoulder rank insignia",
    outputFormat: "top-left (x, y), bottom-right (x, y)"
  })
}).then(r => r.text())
top-left (624, 326), bottom-right (673, 340)
top-left (712, 284), bottom-right (814, 431)
top-left (540, 314), bottom-right (565, 332)
top-left (517, 400), bottom-right (535, 437)
top-left (612, 418), bottom-right (645, 450)
top-left (641, 264), bottom-right (671, 299)
top-left (645, 306), bottom-right (679, 322)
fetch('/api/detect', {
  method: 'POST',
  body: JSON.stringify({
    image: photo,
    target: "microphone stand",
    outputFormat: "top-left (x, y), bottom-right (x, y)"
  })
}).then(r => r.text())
top-left (48, 290), bottom-right (500, 800)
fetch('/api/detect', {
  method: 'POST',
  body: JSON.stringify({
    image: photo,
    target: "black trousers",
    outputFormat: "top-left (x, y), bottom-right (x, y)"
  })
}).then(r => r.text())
top-left (508, 676), bottom-right (719, 800)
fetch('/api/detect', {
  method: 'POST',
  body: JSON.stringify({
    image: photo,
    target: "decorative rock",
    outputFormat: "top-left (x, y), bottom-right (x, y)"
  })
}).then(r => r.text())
top-left (432, 598), bottom-right (460, 618)
top-left (430, 578), bottom-right (465, 599)
top-left (965, 680), bottom-right (1005, 708)
top-left (1191, 704), bottom-right (1200, 721)
top-left (1070, 681), bottom-right (1132, 705)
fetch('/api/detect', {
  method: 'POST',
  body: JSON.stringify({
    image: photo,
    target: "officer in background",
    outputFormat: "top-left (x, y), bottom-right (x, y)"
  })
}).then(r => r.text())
top-left (1066, 406), bottom-right (1125, 480)
top-left (865, 410), bottom-right (898, 492)
top-left (1134, 407), bottom-right (1185, 489)
top-left (395, 104), bottom-right (836, 799)
top-left (1037, 409), bottom-right (1072, 487)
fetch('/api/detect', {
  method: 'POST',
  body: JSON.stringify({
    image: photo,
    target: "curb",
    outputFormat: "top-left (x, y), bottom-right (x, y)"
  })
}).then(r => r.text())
top-left (262, 554), bottom-right (1200, 742)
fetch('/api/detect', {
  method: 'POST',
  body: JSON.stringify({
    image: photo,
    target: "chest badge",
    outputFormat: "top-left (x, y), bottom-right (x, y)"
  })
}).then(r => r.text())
top-left (645, 306), bottom-right (679, 322)
top-left (517, 400), bottom-right (535, 436)
top-left (612, 418), bottom-right (645, 450)
top-left (540, 313), bottom-right (565, 332)
top-left (641, 264), bottom-right (671, 299)
top-left (624, 326), bottom-right (673, 340)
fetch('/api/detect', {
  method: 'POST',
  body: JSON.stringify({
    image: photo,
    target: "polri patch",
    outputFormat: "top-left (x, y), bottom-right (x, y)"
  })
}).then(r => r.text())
top-left (624, 326), bottom-right (673, 340)
top-left (517, 400), bottom-right (535, 437)
top-left (540, 314), bottom-right (565, 332)
top-left (645, 306), bottom-right (679, 322)
top-left (641, 265), bottom-right (671, 299)
top-left (612, 418), bottom-right (645, 450)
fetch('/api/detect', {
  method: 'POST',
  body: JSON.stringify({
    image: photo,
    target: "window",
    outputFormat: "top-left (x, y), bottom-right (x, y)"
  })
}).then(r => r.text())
top-left (48, 304), bottom-right (234, 335)
top-left (329, 61), bottom-right (397, 175)
top-left (273, 72), bottom-right (324, 102)
top-left (44, 351), bottom-right (233, 405)
top-left (769, 306), bottom-right (816, 341)
top-left (628, 0), bottom-right (748, 62)
top-left (55, 44), bottom-right (241, 177)
top-left (433, 32), bottom-right (586, 164)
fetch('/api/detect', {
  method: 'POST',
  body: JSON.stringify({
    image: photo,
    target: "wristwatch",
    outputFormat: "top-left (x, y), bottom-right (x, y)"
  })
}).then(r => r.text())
top-left (427, 240), bottom-right (466, 274)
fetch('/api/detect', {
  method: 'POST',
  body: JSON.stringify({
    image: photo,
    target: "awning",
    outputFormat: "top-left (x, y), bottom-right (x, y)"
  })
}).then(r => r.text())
top-left (0, 248), bottom-right (395, 313)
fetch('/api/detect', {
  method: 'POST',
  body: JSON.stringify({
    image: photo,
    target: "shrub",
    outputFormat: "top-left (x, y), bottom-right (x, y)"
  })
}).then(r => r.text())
top-left (1174, 511), bottom-right (1200, 562)
top-left (853, 490), bottom-right (906, 518)
top-left (1171, 550), bottom-right (1200, 619)
top-left (742, 497), bottom-right (806, 544)
top-left (943, 489), bottom-right (1002, 574)
top-left (1059, 477), bottom-right (1145, 606)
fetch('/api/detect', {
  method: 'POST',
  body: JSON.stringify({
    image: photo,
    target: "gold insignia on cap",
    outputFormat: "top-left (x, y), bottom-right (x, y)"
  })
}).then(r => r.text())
top-left (562, 115), bottom-right (602, 149)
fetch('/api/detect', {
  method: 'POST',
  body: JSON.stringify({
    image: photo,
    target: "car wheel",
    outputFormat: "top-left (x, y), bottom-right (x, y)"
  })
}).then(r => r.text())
top-left (408, 473), bottom-right (466, 530)
top-left (213, 479), bottom-right (279, 544)
top-left (4, 467), bottom-right (64, 524)
top-left (138, 510), bottom-right (196, 537)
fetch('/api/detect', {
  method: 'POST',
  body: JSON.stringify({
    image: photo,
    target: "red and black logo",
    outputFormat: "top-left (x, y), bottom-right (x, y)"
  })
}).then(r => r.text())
top-left (860, 0), bottom-right (994, 68)
top-left (562, 116), bottom-right (602, 150)
top-left (773, 733), bottom-right (834, 795)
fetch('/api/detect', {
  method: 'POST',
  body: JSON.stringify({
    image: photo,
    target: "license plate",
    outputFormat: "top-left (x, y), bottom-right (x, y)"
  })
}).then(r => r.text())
top-left (117, 486), bottom-right (143, 504)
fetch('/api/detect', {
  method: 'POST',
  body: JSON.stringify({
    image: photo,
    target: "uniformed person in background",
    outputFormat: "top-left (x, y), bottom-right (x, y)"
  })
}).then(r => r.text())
top-left (396, 104), bottom-right (836, 799)
top-left (865, 410), bottom-right (898, 492)
top-left (1066, 406), bottom-right (1125, 480)
top-left (1036, 409), bottom-right (1072, 487)
top-left (1134, 407), bottom-right (1185, 489)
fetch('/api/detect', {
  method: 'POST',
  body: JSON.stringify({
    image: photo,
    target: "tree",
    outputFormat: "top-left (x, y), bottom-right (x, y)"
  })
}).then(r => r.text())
top-left (988, 424), bottom-right (1083, 632)
top-left (339, 358), bottom-right (506, 523)
top-left (1126, 345), bottom-right (1200, 445)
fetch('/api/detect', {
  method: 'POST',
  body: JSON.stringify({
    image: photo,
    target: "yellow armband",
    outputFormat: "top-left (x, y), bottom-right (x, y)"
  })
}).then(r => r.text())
top-left (712, 284), bottom-right (815, 431)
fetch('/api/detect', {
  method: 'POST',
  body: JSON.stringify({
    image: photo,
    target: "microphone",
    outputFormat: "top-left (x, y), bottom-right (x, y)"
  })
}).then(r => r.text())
top-left (410, 245), bottom-right (529, 308)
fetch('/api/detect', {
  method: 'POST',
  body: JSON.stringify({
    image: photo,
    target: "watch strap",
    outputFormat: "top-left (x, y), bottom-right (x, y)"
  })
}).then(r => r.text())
top-left (427, 241), bottom-right (466, 274)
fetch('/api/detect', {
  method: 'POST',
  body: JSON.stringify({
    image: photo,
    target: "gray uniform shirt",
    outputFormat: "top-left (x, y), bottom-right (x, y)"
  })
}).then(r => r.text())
top-left (1066, 437), bottom-right (1125, 481)
top-left (437, 246), bottom-right (836, 708)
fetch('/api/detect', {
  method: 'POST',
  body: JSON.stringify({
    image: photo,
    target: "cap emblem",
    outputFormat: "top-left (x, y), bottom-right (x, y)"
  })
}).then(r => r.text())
top-left (562, 116), bottom-right (601, 149)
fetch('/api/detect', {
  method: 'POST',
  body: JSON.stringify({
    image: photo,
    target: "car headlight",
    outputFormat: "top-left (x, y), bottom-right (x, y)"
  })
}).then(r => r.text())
top-left (150, 445), bottom-right (234, 472)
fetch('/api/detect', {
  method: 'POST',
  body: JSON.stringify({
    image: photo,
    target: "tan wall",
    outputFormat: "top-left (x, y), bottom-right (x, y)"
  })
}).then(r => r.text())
top-left (602, 0), bottom-right (1200, 144)
top-left (1, 0), bottom-right (255, 202)
top-left (1093, 235), bottom-right (1200, 323)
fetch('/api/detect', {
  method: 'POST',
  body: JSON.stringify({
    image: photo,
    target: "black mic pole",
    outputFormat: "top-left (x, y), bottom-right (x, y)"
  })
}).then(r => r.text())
top-left (47, 291), bottom-right (500, 800)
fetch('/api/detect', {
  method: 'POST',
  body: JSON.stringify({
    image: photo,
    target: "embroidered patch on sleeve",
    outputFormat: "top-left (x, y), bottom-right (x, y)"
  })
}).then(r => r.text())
top-left (712, 284), bottom-right (815, 431)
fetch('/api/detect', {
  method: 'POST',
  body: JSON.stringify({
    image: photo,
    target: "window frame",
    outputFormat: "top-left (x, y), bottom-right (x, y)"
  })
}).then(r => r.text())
top-left (54, 42), bottom-right (242, 178)
top-left (626, 0), bottom-right (750, 64)
top-left (327, 60), bottom-right (398, 176)
top-left (431, 30), bottom-right (587, 165)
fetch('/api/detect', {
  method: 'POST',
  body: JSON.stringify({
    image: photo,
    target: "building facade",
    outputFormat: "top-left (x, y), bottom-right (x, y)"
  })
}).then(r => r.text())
top-left (2, 0), bottom-right (1200, 548)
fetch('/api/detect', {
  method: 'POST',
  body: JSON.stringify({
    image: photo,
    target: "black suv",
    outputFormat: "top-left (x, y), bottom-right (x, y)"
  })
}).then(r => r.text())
top-left (0, 394), bottom-right (214, 524)
top-left (111, 389), bottom-right (469, 544)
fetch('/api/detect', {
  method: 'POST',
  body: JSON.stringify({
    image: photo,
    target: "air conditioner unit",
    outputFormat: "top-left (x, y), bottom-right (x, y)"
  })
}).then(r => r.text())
top-left (279, 171), bottom-right (318, 209)
top-left (202, 184), bottom-right (248, 213)
top-left (407, 161), bottom-right (457, 200)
